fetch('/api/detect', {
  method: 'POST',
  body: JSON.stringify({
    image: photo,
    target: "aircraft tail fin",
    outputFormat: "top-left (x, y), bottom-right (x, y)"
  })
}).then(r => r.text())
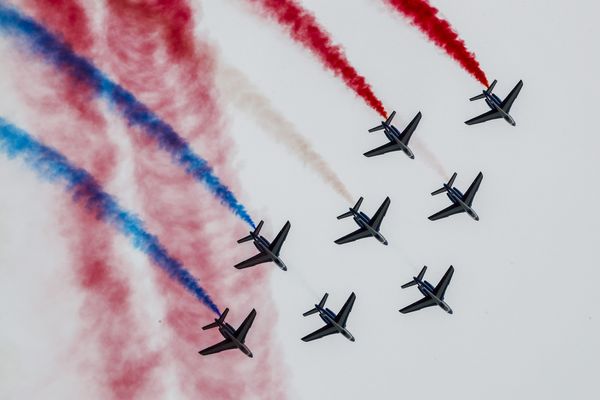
top-left (401, 266), bottom-right (427, 288)
top-left (237, 220), bottom-right (263, 243)
top-left (469, 80), bottom-right (497, 101)
top-left (202, 308), bottom-right (228, 330)
top-left (337, 198), bottom-right (362, 219)
top-left (431, 173), bottom-right (457, 195)
top-left (303, 293), bottom-right (328, 316)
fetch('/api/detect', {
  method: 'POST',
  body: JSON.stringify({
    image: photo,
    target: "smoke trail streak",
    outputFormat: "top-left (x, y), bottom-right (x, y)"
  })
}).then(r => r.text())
top-left (217, 64), bottom-right (353, 202)
top-left (383, 0), bottom-right (489, 86)
top-left (0, 3), bottom-right (255, 227)
top-left (245, 0), bottom-right (387, 117)
top-left (0, 118), bottom-right (220, 315)
top-left (12, 3), bottom-right (163, 396)
top-left (101, 1), bottom-right (288, 398)
top-left (412, 139), bottom-right (448, 180)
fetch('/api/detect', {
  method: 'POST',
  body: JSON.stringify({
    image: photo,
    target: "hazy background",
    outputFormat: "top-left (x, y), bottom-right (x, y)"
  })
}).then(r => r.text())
top-left (1, 0), bottom-right (599, 399)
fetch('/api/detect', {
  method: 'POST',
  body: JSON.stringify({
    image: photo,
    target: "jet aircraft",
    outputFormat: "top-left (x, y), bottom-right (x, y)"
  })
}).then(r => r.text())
top-left (429, 172), bottom-right (483, 221)
top-left (302, 292), bottom-right (356, 342)
top-left (335, 197), bottom-right (390, 245)
top-left (400, 266), bottom-right (454, 314)
top-left (234, 220), bottom-right (291, 271)
top-left (465, 79), bottom-right (523, 126)
top-left (365, 111), bottom-right (422, 159)
top-left (199, 308), bottom-right (257, 357)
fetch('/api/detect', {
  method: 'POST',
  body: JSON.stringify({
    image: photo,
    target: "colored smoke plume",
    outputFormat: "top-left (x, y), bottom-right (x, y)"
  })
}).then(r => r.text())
top-left (246, 0), bottom-right (387, 117)
top-left (384, 0), bottom-right (489, 86)
top-left (0, 118), bottom-right (221, 315)
top-left (217, 64), bottom-right (353, 202)
top-left (0, 2), bottom-right (255, 227)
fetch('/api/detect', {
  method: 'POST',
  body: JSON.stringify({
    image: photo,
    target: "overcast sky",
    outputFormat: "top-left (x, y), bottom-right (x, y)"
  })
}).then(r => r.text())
top-left (1, 1), bottom-right (599, 399)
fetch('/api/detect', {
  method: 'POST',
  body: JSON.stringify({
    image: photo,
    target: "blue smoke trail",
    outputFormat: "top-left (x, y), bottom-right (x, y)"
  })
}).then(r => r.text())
top-left (0, 2), bottom-right (255, 228)
top-left (0, 117), bottom-right (221, 315)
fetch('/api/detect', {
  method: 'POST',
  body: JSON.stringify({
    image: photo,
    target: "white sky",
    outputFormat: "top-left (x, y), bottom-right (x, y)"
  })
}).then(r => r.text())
top-left (1, 1), bottom-right (599, 399)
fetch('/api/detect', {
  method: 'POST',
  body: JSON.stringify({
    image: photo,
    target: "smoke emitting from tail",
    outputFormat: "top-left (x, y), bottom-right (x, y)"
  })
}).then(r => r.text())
top-left (384, 0), bottom-right (489, 86)
top-left (246, 0), bottom-right (387, 117)
top-left (0, 118), bottom-right (221, 315)
top-left (0, 3), bottom-right (255, 228)
top-left (217, 64), bottom-right (353, 202)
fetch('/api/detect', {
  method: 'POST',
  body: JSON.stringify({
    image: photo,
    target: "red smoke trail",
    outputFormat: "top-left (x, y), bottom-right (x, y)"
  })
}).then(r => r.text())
top-left (384, 0), bottom-right (489, 86)
top-left (15, 1), bottom-right (161, 398)
top-left (246, 0), bottom-right (387, 117)
top-left (102, 1), bottom-right (287, 398)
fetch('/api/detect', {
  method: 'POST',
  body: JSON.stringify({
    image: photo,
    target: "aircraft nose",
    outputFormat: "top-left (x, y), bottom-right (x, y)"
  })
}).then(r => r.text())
top-left (409, 154), bottom-right (415, 159)
top-left (475, 216), bottom-right (480, 221)
top-left (350, 336), bottom-right (355, 342)
top-left (448, 309), bottom-right (453, 315)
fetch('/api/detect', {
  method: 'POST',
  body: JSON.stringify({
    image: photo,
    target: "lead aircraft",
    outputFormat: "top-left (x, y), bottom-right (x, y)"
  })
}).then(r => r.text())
top-left (465, 79), bottom-right (523, 126)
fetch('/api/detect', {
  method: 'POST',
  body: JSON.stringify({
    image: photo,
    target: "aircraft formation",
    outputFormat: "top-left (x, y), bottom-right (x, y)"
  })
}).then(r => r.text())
top-left (199, 79), bottom-right (523, 357)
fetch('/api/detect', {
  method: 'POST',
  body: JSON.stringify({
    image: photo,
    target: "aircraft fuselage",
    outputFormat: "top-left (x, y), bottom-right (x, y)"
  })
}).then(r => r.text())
top-left (483, 92), bottom-right (515, 126)
top-left (381, 123), bottom-right (414, 159)
top-left (353, 211), bottom-right (388, 245)
top-left (217, 322), bottom-right (253, 357)
top-left (443, 184), bottom-right (479, 221)
top-left (314, 305), bottom-right (355, 341)
top-left (252, 235), bottom-right (287, 271)
top-left (412, 278), bottom-right (453, 314)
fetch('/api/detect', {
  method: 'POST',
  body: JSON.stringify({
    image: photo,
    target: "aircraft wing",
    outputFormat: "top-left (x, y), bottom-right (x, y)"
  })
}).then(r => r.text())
top-left (462, 172), bottom-right (483, 207)
top-left (301, 324), bottom-right (338, 342)
top-left (199, 338), bottom-right (237, 355)
top-left (269, 221), bottom-right (291, 256)
top-left (234, 252), bottom-right (272, 269)
top-left (428, 203), bottom-right (464, 221)
top-left (399, 296), bottom-right (437, 314)
top-left (464, 109), bottom-right (502, 125)
top-left (334, 292), bottom-right (356, 327)
top-left (234, 309), bottom-right (257, 343)
top-left (369, 197), bottom-right (391, 231)
top-left (400, 111), bottom-right (422, 145)
top-left (334, 228), bottom-right (371, 244)
top-left (363, 142), bottom-right (401, 157)
top-left (433, 266), bottom-right (454, 300)
top-left (501, 80), bottom-right (523, 113)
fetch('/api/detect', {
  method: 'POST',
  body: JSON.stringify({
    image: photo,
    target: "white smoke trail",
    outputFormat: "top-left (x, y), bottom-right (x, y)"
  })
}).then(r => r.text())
top-left (216, 64), bottom-right (353, 202)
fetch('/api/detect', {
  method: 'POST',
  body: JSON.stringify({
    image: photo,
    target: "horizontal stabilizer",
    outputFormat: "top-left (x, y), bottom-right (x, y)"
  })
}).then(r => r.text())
top-left (203, 308), bottom-right (228, 329)
top-left (318, 293), bottom-right (328, 308)
top-left (448, 172), bottom-right (457, 187)
top-left (469, 93), bottom-right (485, 101)
top-left (401, 280), bottom-right (417, 289)
top-left (302, 308), bottom-right (318, 317)
top-left (432, 173), bottom-right (457, 195)
top-left (417, 266), bottom-right (427, 280)
top-left (337, 211), bottom-right (353, 219)
top-left (385, 110), bottom-right (396, 125)
top-left (368, 124), bottom-right (385, 133)
top-left (431, 186), bottom-right (447, 196)
top-left (337, 197), bottom-right (362, 219)
top-left (237, 220), bottom-right (263, 243)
